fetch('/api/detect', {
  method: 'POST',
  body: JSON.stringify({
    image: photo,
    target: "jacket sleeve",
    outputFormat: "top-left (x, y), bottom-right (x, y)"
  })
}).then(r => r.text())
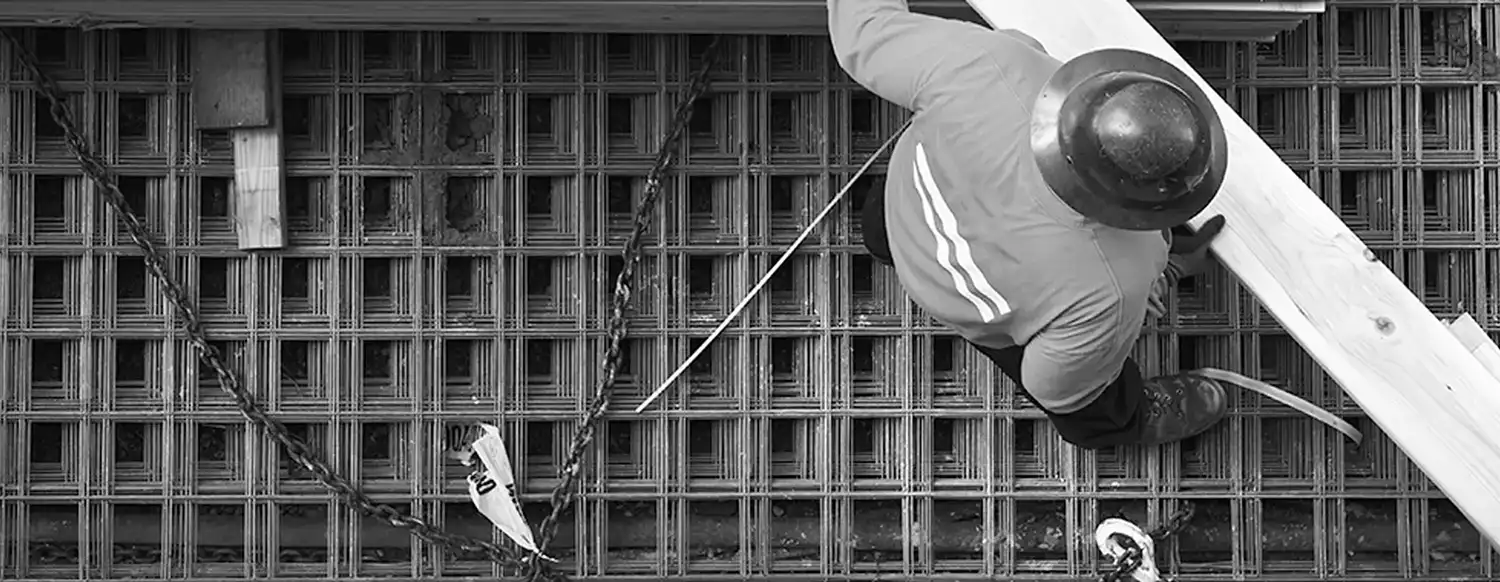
top-left (827, 0), bottom-right (1032, 112)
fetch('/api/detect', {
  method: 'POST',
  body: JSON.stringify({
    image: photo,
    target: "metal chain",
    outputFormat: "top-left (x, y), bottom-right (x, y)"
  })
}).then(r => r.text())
top-left (526, 37), bottom-right (722, 580)
top-left (2, 28), bottom-right (720, 581)
top-left (1100, 501), bottom-right (1196, 582)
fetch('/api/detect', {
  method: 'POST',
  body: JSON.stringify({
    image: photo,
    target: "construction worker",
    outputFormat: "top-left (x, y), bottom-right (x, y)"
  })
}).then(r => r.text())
top-left (829, 0), bottom-right (1232, 449)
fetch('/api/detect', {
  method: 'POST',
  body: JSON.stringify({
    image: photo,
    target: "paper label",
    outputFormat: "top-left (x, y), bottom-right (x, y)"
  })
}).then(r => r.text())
top-left (464, 423), bottom-right (553, 561)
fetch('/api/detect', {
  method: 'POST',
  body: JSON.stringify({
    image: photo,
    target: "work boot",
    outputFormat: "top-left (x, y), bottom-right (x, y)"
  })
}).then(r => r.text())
top-left (1135, 372), bottom-right (1228, 446)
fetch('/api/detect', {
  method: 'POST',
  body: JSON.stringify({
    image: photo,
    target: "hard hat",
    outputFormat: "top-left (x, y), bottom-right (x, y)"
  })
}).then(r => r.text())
top-left (1031, 48), bottom-right (1228, 231)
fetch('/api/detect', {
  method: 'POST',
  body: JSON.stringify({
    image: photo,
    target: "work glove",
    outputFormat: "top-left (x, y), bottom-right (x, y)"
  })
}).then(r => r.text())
top-left (1145, 273), bottom-right (1170, 319)
top-left (1163, 214), bottom-right (1226, 287)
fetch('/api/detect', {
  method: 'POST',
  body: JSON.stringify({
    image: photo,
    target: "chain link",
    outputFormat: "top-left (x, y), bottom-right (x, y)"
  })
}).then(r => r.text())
top-left (526, 37), bottom-right (722, 580)
top-left (1099, 501), bottom-right (1196, 582)
top-left (2, 28), bottom-right (721, 581)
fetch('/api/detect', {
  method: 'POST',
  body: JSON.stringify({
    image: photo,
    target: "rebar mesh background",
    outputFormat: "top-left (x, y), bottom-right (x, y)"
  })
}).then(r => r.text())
top-left (4, 3), bottom-right (1500, 581)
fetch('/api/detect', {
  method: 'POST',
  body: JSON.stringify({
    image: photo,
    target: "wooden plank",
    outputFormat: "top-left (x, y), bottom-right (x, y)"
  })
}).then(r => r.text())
top-left (1449, 314), bottom-right (1500, 378)
top-left (191, 29), bottom-right (286, 250)
top-left (0, 0), bottom-right (1317, 41)
top-left (960, 0), bottom-right (1500, 546)
top-left (231, 126), bottom-right (286, 250)
top-left (192, 30), bottom-right (271, 129)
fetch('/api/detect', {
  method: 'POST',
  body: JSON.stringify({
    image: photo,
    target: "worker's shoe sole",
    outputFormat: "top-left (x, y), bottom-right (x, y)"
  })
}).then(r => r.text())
top-left (1135, 373), bottom-right (1228, 447)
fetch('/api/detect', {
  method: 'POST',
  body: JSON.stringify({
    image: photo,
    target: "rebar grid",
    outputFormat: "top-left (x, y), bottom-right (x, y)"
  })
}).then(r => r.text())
top-left (2, 3), bottom-right (1500, 580)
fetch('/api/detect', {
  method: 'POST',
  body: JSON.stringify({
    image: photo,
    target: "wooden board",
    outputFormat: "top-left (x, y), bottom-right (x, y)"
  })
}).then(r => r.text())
top-left (0, 0), bottom-right (1318, 41)
top-left (192, 30), bottom-right (272, 129)
top-left (960, 0), bottom-right (1500, 546)
top-left (1449, 314), bottom-right (1500, 379)
top-left (231, 124), bottom-right (286, 250)
top-left (191, 29), bottom-right (287, 250)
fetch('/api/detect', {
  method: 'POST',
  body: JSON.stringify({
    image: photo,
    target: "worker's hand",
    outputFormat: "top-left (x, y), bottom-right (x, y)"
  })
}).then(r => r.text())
top-left (1165, 214), bottom-right (1226, 285)
top-left (1168, 214), bottom-right (1225, 256)
top-left (1145, 273), bottom-right (1169, 318)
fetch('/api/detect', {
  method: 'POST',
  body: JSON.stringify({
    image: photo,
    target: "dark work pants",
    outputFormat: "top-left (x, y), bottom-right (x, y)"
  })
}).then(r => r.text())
top-left (859, 187), bottom-right (1146, 449)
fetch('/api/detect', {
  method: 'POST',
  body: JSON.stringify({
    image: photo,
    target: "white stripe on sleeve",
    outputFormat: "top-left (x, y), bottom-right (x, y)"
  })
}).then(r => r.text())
top-left (913, 143), bottom-right (1012, 320)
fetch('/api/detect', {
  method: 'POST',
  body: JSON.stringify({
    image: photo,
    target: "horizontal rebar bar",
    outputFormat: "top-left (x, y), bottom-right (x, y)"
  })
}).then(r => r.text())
top-left (24, 501), bottom-right (1486, 554)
